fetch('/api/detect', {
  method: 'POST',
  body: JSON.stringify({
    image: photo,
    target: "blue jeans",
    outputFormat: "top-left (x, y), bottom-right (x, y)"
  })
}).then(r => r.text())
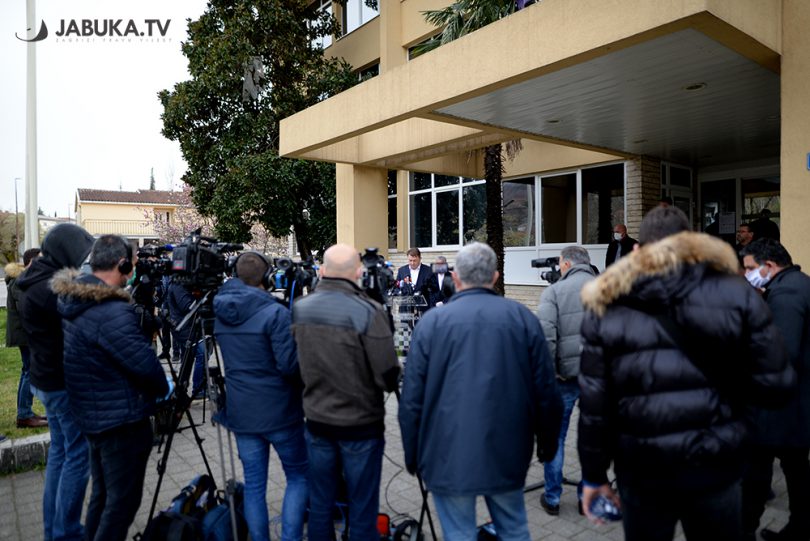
top-left (17, 346), bottom-right (35, 419)
top-left (84, 419), bottom-right (153, 541)
top-left (191, 341), bottom-right (206, 394)
top-left (542, 379), bottom-right (580, 506)
top-left (32, 386), bottom-right (90, 541)
top-left (235, 425), bottom-right (309, 541)
top-left (432, 490), bottom-right (530, 541)
top-left (305, 430), bottom-right (384, 541)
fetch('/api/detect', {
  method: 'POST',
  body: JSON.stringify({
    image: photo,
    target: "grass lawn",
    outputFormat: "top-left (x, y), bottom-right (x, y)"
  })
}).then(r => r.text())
top-left (0, 308), bottom-right (49, 440)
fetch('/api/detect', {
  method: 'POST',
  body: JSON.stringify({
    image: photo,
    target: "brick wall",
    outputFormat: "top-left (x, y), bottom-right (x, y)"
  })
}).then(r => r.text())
top-left (625, 156), bottom-right (661, 239)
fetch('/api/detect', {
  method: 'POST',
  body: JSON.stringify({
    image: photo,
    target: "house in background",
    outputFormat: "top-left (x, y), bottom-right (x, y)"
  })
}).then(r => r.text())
top-left (75, 189), bottom-right (182, 246)
top-left (283, 0), bottom-right (804, 305)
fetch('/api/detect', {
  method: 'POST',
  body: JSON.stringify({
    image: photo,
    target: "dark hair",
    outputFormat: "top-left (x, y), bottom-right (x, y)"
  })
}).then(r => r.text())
top-left (406, 247), bottom-right (421, 258)
top-left (740, 238), bottom-right (793, 267)
top-left (89, 235), bottom-right (131, 272)
top-left (738, 223), bottom-right (751, 232)
top-left (235, 252), bottom-right (269, 288)
top-left (23, 248), bottom-right (41, 267)
top-left (639, 206), bottom-right (690, 245)
top-left (659, 196), bottom-right (674, 206)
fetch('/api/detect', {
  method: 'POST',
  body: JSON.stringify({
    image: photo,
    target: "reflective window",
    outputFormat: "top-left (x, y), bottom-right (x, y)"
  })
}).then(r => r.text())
top-left (436, 190), bottom-right (460, 245)
top-left (503, 178), bottom-right (536, 247)
top-left (388, 170), bottom-right (397, 249)
top-left (408, 173), bottom-right (485, 247)
top-left (581, 164), bottom-right (624, 244)
top-left (541, 173), bottom-right (577, 243)
top-left (409, 192), bottom-right (432, 248)
top-left (462, 184), bottom-right (487, 244)
top-left (342, 0), bottom-right (379, 35)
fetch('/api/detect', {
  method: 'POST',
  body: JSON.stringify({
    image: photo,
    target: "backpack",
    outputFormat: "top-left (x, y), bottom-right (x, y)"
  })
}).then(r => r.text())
top-left (201, 482), bottom-right (248, 541)
top-left (137, 474), bottom-right (217, 541)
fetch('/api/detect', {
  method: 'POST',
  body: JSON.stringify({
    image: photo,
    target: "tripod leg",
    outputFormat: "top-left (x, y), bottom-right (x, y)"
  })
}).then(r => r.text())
top-left (417, 474), bottom-right (438, 541)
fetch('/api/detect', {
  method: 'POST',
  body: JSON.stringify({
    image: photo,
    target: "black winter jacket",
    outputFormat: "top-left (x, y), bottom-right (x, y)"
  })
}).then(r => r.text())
top-left (752, 265), bottom-right (810, 447)
top-left (5, 263), bottom-right (27, 347)
top-left (53, 270), bottom-right (169, 435)
top-left (578, 232), bottom-right (794, 492)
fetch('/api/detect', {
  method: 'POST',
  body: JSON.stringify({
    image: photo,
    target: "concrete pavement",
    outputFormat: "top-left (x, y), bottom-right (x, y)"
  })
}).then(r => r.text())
top-left (0, 398), bottom-right (791, 541)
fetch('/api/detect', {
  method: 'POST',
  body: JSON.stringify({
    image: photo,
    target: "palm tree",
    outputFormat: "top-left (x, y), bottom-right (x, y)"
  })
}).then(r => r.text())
top-left (416, 0), bottom-right (525, 295)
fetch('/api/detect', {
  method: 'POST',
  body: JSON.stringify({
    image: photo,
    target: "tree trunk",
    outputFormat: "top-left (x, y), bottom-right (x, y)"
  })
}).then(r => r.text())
top-left (484, 144), bottom-right (505, 295)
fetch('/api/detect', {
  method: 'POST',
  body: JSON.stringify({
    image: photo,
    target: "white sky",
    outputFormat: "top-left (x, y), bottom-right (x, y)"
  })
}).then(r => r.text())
top-left (0, 0), bottom-right (210, 218)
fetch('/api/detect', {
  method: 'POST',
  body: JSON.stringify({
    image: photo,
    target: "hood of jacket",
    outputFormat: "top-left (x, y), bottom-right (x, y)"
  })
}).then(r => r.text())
top-left (582, 231), bottom-right (739, 316)
top-left (214, 278), bottom-right (278, 326)
top-left (4, 262), bottom-right (24, 280)
top-left (40, 223), bottom-right (95, 269)
top-left (52, 269), bottom-right (131, 320)
top-left (16, 257), bottom-right (61, 291)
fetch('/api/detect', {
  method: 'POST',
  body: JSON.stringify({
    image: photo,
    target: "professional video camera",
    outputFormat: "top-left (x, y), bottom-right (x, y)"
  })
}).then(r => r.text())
top-left (272, 256), bottom-right (319, 305)
top-left (171, 229), bottom-right (243, 291)
top-left (531, 256), bottom-right (562, 284)
top-left (360, 247), bottom-right (394, 305)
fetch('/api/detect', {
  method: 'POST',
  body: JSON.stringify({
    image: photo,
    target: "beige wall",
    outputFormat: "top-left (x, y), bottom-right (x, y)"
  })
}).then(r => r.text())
top-left (779, 0), bottom-right (810, 268)
top-left (78, 202), bottom-right (175, 237)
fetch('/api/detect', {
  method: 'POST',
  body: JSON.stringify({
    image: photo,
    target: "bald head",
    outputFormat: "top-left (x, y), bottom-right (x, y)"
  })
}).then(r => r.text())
top-left (321, 244), bottom-right (362, 280)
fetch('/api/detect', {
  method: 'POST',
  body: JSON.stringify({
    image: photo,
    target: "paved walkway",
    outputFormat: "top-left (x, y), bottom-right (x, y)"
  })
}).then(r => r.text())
top-left (0, 398), bottom-right (791, 541)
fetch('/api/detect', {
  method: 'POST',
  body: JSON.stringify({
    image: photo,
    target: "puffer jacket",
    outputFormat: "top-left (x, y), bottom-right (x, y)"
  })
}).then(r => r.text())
top-left (578, 232), bottom-right (794, 492)
top-left (4, 262), bottom-right (26, 347)
top-left (537, 263), bottom-right (596, 379)
top-left (213, 278), bottom-right (303, 434)
top-left (53, 270), bottom-right (168, 435)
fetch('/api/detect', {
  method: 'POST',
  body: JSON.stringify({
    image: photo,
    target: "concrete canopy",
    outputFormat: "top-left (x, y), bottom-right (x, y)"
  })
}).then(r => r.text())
top-left (279, 0), bottom-right (781, 173)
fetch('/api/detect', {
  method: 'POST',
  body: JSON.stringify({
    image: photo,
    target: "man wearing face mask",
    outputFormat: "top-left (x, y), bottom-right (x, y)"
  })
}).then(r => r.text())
top-left (740, 238), bottom-right (810, 541)
top-left (52, 235), bottom-right (169, 541)
top-left (604, 224), bottom-right (638, 268)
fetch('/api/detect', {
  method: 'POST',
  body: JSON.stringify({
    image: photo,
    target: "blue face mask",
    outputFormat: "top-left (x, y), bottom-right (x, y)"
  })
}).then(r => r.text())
top-left (745, 266), bottom-right (771, 289)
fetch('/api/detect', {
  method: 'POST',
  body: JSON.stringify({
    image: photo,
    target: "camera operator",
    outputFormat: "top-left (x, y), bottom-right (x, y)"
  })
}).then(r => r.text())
top-left (536, 245), bottom-right (596, 516)
top-left (52, 235), bottom-right (169, 541)
top-left (292, 243), bottom-right (400, 541)
top-left (213, 252), bottom-right (307, 541)
top-left (427, 255), bottom-right (455, 308)
top-left (166, 280), bottom-right (208, 399)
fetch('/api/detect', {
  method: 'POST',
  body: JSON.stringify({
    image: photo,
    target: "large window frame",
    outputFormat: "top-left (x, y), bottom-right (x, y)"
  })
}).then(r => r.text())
top-left (408, 173), bottom-right (486, 249)
top-left (341, 0), bottom-right (379, 36)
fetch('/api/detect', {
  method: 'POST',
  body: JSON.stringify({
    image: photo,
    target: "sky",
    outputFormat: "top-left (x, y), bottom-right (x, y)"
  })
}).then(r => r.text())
top-left (0, 0), bottom-right (210, 218)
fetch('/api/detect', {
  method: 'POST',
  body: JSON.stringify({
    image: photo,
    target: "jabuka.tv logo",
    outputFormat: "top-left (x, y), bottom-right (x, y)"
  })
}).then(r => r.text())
top-left (16, 18), bottom-right (171, 43)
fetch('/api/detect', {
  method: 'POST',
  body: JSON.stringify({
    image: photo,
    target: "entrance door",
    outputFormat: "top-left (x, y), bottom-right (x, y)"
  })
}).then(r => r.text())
top-left (700, 179), bottom-right (737, 245)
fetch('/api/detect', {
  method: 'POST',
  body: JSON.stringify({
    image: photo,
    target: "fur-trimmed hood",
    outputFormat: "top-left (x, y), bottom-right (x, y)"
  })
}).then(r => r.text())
top-left (4, 262), bottom-right (24, 280)
top-left (581, 231), bottom-right (739, 316)
top-left (52, 269), bottom-right (131, 320)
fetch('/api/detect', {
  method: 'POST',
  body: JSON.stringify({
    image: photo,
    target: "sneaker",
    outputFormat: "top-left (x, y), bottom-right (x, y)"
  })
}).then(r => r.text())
top-left (540, 493), bottom-right (560, 516)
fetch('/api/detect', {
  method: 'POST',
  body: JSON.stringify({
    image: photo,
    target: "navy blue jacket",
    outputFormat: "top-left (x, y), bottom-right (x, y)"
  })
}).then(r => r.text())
top-left (399, 287), bottom-right (563, 495)
top-left (213, 278), bottom-right (302, 434)
top-left (53, 270), bottom-right (169, 435)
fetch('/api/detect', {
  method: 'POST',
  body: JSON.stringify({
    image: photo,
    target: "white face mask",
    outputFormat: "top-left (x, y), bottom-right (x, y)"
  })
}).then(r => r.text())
top-left (613, 232), bottom-right (623, 241)
top-left (745, 266), bottom-right (771, 289)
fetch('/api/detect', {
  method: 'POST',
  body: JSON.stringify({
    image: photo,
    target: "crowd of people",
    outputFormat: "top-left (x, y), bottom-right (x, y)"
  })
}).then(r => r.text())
top-left (3, 201), bottom-right (808, 541)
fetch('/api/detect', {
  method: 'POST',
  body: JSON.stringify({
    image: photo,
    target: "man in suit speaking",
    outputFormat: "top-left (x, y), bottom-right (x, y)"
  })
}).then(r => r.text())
top-left (396, 248), bottom-right (433, 309)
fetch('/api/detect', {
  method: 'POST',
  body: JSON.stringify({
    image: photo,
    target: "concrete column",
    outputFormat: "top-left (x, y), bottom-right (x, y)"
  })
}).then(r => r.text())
top-left (780, 0), bottom-right (810, 268)
top-left (336, 164), bottom-right (389, 255)
top-left (623, 156), bottom-right (661, 239)
top-left (379, 0), bottom-right (405, 73)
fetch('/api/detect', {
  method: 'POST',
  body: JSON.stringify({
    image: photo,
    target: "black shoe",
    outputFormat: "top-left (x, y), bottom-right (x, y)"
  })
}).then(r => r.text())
top-left (17, 417), bottom-right (48, 428)
top-left (577, 499), bottom-right (584, 516)
top-left (540, 493), bottom-right (559, 516)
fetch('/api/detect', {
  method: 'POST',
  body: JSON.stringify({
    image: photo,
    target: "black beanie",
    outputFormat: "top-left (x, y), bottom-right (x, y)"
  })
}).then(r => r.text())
top-left (40, 223), bottom-right (95, 269)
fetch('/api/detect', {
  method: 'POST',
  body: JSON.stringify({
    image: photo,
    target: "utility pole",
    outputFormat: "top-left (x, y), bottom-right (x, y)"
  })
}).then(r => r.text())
top-left (25, 0), bottom-right (40, 249)
top-left (14, 177), bottom-right (21, 258)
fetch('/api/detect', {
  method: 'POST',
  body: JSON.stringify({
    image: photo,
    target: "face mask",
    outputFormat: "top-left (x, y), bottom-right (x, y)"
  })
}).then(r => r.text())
top-left (126, 269), bottom-right (137, 287)
top-left (745, 266), bottom-right (771, 289)
top-left (613, 232), bottom-right (623, 241)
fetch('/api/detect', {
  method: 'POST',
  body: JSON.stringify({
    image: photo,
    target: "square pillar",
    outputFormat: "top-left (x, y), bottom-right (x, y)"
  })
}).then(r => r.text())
top-left (624, 156), bottom-right (661, 239)
top-left (336, 164), bottom-right (390, 256)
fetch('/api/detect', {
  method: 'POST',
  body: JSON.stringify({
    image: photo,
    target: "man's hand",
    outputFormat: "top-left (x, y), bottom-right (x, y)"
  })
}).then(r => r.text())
top-left (581, 483), bottom-right (621, 525)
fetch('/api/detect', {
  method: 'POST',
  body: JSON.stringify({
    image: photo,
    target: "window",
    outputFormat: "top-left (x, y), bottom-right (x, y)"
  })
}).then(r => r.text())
top-left (387, 170), bottom-right (397, 250)
top-left (503, 177), bottom-right (535, 247)
top-left (581, 164), bottom-right (624, 244)
top-left (358, 63), bottom-right (379, 81)
top-left (342, 0), bottom-right (378, 36)
top-left (311, 0), bottom-right (333, 49)
top-left (408, 173), bottom-right (485, 248)
top-left (541, 173), bottom-right (577, 243)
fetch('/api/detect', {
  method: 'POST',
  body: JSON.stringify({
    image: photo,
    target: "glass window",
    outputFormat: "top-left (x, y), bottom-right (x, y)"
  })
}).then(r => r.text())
top-left (436, 190), bottom-right (460, 245)
top-left (342, 0), bottom-right (379, 35)
top-left (410, 172), bottom-right (431, 192)
top-left (541, 173), bottom-right (577, 243)
top-left (387, 170), bottom-right (397, 196)
top-left (503, 177), bottom-right (536, 247)
top-left (312, 0), bottom-right (333, 49)
top-left (434, 174), bottom-right (459, 188)
top-left (409, 192), bottom-right (431, 248)
top-left (581, 164), bottom-right (624, 244)
top-left (388, 196), bottom-right (397, 249)
top-left (670, 165), bottom-right (691, 188)
top-left (463, 184), bottom-right (487, 244)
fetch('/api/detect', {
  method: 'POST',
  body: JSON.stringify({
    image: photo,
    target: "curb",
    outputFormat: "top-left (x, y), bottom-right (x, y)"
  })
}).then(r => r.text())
top-left (0, 432), bottom-right (50, 474)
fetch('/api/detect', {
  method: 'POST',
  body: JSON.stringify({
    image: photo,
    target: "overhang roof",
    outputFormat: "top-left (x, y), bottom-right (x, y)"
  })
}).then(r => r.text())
top-left (76, 189), bottom-right (182, 205)
top-left (280, 0), bottom-right (781, 171)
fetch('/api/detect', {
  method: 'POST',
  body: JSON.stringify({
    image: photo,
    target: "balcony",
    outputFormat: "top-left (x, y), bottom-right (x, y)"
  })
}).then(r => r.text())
top-left (81, 219), bottom-right (157, 237)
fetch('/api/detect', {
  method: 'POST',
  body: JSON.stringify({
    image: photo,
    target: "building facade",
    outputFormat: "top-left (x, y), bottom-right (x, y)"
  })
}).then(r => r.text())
top-left (281, 0), bottom-right (806, 299)
top-left (75, 189), bottom-right (181, 246)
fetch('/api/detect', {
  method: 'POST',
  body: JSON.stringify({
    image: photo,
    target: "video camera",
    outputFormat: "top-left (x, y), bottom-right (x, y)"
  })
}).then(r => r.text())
top-left (360, 247), bottom-right (394, 305)
top-left (531, 256), bottom-right (562, 284)
top-left (272, 256), bottom-right (319, 304)
top-left (171, 229), bottom-right (243, 291)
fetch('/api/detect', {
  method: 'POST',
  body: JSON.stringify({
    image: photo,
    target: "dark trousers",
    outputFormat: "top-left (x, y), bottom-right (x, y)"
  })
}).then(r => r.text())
top-left (742, 446), bottom-right (810, 538)
top-left (619, 480), bottom-right (742, 541)
top-left (84, 419), bottom-right (153, 541)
